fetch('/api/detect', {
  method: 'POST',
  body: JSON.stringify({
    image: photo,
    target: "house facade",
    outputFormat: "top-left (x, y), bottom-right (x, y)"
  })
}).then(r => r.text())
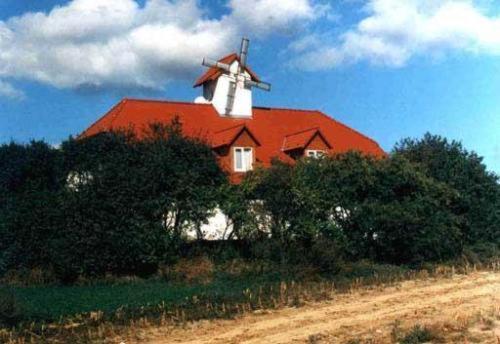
top-left (80, 44), bottom-right (385, 238)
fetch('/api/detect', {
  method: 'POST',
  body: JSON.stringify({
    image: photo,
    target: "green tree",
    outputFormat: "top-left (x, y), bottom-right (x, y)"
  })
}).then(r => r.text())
top-left (0, 141), bottom-right (64, 273)
top-left (359, 156), bottom-right (463, 264)
top-left (52, 121), bottom-right (227, 280)
top-left (394, 133), bottom-right (500, 246)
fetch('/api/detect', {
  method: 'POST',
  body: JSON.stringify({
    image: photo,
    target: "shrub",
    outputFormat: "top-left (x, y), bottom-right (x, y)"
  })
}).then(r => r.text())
top-left (0, 287), bottom-right (23, 327)
top-left (51, 121), bottom-right (226, 280)
top-left (0, 141), bottom-right (64, 273)
top-left (400, 325), bottom-right (435, 344)
top-left (462, 242), bottom-right (500, 264)
top-left (243, 151), bottom-right (465, 266)
top-left (356, 156), bottom-right (463, 265)
top-left (395, 133), bottom-right (500, 246)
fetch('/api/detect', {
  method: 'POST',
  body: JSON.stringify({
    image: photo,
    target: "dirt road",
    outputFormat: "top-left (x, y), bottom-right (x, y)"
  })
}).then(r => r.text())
top-left (142, 272), bottom-right (500, 343)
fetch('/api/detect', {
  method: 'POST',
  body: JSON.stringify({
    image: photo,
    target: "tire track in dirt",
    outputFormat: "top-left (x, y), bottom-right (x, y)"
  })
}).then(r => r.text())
top-left (142, 272), bottom-right (500, 344)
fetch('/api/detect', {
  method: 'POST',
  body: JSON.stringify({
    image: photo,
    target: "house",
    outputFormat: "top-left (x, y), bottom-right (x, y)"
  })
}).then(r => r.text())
top-left (80, 38), bottom-right (385, 238)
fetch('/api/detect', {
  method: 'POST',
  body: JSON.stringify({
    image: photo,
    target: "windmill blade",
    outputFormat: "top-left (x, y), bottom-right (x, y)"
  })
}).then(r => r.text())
top-left (202, 58), bottom-right (231, 72)
top-left (245, 79), bottom-right (271, 92)
top-left (225, 81), bottom-right (237, 115)
top-left (239, 38), bottom-right (250, 69)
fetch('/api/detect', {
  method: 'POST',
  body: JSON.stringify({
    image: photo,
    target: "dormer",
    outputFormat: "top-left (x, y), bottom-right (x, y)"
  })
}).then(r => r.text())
top-left (194, 38), bottom-right (271, 118)
top-left (282, 128), bottom-right (332, 160)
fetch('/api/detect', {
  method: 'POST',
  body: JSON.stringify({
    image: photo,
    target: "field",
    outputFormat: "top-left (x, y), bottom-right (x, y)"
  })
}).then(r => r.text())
top-left (134, 271), bottom-right (500, 344)
top-left (3, 264), bottom-right (500, 343)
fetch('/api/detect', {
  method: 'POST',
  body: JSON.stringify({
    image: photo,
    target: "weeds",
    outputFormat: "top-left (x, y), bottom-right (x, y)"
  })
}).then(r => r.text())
top-left (400, 325), bottom-right (435, 344)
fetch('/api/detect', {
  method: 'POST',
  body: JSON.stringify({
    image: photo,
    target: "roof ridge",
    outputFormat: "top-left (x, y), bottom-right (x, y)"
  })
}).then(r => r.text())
top-left (123, 98), bottom-right (213, 107)
top-left (253, 106), bottom-right (319, 113)
top-left (109, 98), bottom-right (128, 127)
top-left (78, 99), bottom-right (127, 138)
top-left (314, 110), bottom-right (383, 148)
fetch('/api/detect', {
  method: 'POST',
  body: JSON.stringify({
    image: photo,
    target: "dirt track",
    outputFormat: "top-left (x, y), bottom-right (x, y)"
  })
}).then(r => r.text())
top-left (142, 272), bottom-right (500, 344)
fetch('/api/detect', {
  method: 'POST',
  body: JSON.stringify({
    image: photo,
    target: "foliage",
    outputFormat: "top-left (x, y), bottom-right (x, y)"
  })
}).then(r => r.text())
top-left (243, 152), bottom-right (463, 265)
top-left (354, 155), bottom-right (463, 264)
top-left (0, 121), bottom-right (226, 281)
top-left (0, 141), bottom-right (64, 274)
top-left (52, 121), bottom-right (226, 280)
top-left (394, 133), bottom-right (500, 246)
top-left (0, 287), bottom-right (23, 327)
top-left (399, 325), bottom-right (435, 344)
top-left (1, 130), bottom-right (498, 282)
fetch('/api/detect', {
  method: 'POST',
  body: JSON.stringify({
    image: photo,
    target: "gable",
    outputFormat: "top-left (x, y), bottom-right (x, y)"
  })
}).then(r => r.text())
top-left (232, 129), bottom-right (258, 147)
top-left (305, 132), bottom-right (330, 151)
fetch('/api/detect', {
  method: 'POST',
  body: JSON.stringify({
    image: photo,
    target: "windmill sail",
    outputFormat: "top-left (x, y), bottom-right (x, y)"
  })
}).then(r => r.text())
top-left (239, 38), bottom-right (250, 69)
top-left (225, 80), bottom-right (237, 114)
top-left (198, 37), bottom-right (271, 117)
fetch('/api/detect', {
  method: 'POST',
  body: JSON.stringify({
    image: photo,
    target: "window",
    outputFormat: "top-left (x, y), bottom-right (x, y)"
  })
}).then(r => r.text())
top-left (234, 147), bottom-right (253, 172)
top-left (305, 150), bottom-right (325, 158)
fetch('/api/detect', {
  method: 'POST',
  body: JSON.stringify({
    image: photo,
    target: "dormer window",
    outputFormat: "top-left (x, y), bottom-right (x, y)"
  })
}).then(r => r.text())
top-left (234, 147), bottom-right (253, 172)
top-left (305, 150), bottom-right (325, 158)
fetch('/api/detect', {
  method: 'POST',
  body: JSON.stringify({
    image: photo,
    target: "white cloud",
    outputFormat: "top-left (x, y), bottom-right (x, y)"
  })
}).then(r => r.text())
top-left (0, 80), bottom-right (25, 100)
top-left (290, 0), bottom-right (500, 70)
top-left (0, 0), bottom-right (320, 97)
top-left (228, 0), bottom-right (320, 36)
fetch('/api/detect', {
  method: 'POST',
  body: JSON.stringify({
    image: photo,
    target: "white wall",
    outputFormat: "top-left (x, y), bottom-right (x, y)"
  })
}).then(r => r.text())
top-left (210, 60), bottom-right (253, 118)
top-left (185, 207), bottom-right (234, 240)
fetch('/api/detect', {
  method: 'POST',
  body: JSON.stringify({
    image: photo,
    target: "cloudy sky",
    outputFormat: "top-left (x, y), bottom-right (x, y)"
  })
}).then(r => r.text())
top-left (1, 0), bottom-right (499, 172)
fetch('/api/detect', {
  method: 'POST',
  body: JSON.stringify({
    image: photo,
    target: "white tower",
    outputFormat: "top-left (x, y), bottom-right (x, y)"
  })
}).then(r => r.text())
top-left (194, 38), bottom-right (271, 118)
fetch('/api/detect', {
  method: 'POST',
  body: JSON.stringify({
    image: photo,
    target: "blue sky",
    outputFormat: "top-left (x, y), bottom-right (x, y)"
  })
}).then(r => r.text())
top-left (0, 0), bottom-right (499, 173)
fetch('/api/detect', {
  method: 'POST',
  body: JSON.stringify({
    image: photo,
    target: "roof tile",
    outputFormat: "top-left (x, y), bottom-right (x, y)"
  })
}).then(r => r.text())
top-left (80, 99), bottom-right (386, 176)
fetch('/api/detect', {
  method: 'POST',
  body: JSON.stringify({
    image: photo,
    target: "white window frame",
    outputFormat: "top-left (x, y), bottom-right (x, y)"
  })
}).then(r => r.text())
top-left (233, 147), bottom-right (253, 172)
top-left (305, 149), bottom-right (325, 158)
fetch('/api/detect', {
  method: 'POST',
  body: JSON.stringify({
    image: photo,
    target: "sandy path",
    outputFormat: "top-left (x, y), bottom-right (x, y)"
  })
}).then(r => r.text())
top-left (141, 272), bottom-right (500, 344)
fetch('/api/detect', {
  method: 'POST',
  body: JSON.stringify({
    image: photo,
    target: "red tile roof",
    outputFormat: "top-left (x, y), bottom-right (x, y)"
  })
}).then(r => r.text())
top-left (212, 124), bottom-right (260, 148)
top-left (193, 53), bottom-right (260, 87)
top-left (282, 128), bottom-right (331, 152)
top-left (80, 98), bottom-right (385, 175)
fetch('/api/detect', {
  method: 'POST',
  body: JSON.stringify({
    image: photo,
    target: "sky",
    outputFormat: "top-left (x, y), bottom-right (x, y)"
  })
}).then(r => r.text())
top-left (0, 0), bottom-right (499, 173)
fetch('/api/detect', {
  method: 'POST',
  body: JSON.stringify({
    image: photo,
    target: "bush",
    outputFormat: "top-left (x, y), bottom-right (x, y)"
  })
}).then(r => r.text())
top-left (52, 121), bottom-right (226, 279)
top-left (355, 156), bottom-right (463, 265)
top-left (395, 133), bottom-right (500, 246)
top-left (462, 241), bottom-right (500, 264)
top-left (244, 152), bottom-right (464, 266)
top-left (400, 325), bottom-right (435, 344)
top-left (0, 287), bottom-right (23, 327)
top-left (1, 121), bottom-right (227, 282)
top-left (0, 141), bottom-right (64, 273)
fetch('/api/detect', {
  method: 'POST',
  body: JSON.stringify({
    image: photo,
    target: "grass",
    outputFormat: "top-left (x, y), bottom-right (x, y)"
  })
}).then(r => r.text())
top-left (14, 281), bottom-right (205, 322)
top-left (2, 259), bottom-right (499, 343)
top-left (10, 271), bottom-right (287, 323)
top-left (6, 260), bottom-right (411, 324)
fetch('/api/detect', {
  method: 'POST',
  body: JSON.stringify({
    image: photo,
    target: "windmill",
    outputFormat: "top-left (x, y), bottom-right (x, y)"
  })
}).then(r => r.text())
top-left (199, 38), bottom-right (271, 116)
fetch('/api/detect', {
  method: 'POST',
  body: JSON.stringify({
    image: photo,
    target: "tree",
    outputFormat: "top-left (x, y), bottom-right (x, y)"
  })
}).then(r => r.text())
top-left (394, 133), bottom-right (500, 246)
top-left (0, 141), bottom-right (64, 273)
top-left (52, 121), bottom-right (227, 280)
top-left (357, 155), bottom-right (463, 264)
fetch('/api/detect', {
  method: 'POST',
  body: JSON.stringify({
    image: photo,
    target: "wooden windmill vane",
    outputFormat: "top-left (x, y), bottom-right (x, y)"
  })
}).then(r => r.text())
top-left (195, 38), bottom-right (271, 118)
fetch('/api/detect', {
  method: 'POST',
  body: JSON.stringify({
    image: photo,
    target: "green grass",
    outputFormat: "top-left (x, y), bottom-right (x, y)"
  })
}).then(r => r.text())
top-left (15, 281), bottom-right (201, 321)
top-left (7, 262), bottom-right (413, 324)
top-left (10, 272), bottom-right (288, 323)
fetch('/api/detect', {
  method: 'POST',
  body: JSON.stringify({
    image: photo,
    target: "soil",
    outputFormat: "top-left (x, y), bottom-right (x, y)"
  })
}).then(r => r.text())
top-left (134, 271), bottom-right (500, 343)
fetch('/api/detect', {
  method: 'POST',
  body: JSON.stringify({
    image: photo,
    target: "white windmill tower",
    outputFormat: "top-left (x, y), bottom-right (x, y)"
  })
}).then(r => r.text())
top-left (194, 38), bottom-right (271, 118)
